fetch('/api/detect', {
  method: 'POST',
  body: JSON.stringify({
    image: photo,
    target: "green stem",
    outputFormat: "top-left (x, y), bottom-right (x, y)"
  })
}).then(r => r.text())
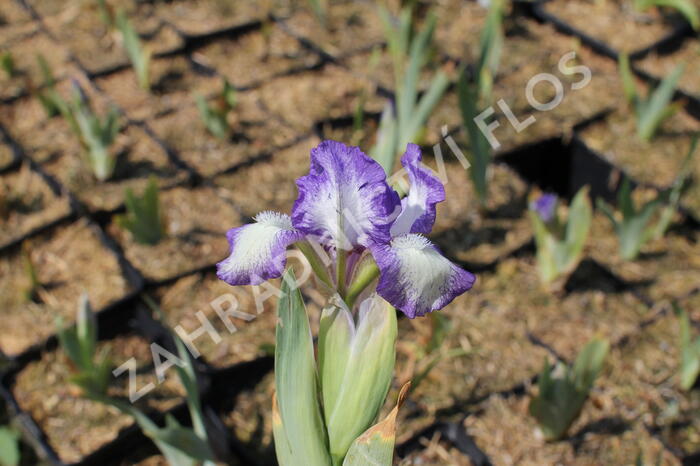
top-left (345, 261), bottom-right (380, 309)
top-left (336, 248), bottom-right (347, 298)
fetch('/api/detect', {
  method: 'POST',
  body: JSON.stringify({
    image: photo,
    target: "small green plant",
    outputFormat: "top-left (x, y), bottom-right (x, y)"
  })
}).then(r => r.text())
top-left (56, 294), bottom-right (112, 395)
top-left (116, 176), bottom-right (165, 245)
top-left (373, 6), bottom-right (450, 174)
top-left (651, 135), bottom-right (698, 240)
top-left (35, 54), bottom-right (67, 118)
top-left (529, 187), bottom-right (592, 285)
top-left (635, 0), bottom-right (700, 30)
top-left (195, 78), bottom-right (237, 139)
top-left (619, 53), bottom-right (684, 141)
top-left (59, 295), bottom-right (216, 465)
top-left (1, 51), bottom-right (16, 79)
top-left (21, 242), bottom-right (41, 302)
top-left (529, 337), bottom-right (609, 441)
top-left (116, 9), bottom-right (150, 90)
top-left (675, 304), bottom-right (700, 390)
top-left (0, 425), bottom-right (20, 466)
top-left (456, 0), bottom-right (504, 206)
top-left (66, 83), bottom-right (121, 181)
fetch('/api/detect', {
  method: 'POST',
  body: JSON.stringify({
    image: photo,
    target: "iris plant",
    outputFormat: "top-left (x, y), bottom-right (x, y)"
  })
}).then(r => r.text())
top-left (217, 140), bottom-right (475, 465)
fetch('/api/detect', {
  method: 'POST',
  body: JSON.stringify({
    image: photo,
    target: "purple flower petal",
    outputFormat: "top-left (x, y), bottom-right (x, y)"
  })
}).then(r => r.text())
top-left (390, 144), bottom-right (446, 237)
top-left (371, 234), bottom-right (475, 318)
top-left (292, 140), bottom-right (400, 251)
top-left (217, 211), bottom-right (304, 286)
top-left (530, 193), bottom-right (557, 223)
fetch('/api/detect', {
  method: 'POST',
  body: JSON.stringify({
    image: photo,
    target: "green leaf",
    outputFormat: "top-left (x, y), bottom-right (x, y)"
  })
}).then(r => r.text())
top-left (637, 64), bottom-right (684, 141)
top-left (529, 338), bottom-right (608, 440)
top-left (116, 9), bottom-right (150, 90)
top-left (0, 427), bottom-right (20, 466)
top-left (652, 135), bottom-right (698, 239)
top-left (342, 382), bottom-right (410, 466)
top-left (676, 305), bottom-right (700, 390)
top-left (196, 94), bottom-right (228, 140)
top-left (149, 414), bottom-right (215, 463)
top-left (636, 0), bottom-right (699, 30)
top-left (274, 269), bottom-right (331, 466)
top-left (116, 176), bottom-right (165, 245)
top-left (618, 53), bottom-right (637, 105)
top-left (458, 68), bottom-right (492, 204)
top-left (320, 295), bottom-right (397, 464)
top-left (0, 52), bottom-right (15, 79)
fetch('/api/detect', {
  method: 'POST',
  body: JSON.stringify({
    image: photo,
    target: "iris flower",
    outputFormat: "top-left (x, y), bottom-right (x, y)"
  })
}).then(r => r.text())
top-left (217, 140), bottom-right (475, 318)
top-left (531, 193), bottom-right (558, 224)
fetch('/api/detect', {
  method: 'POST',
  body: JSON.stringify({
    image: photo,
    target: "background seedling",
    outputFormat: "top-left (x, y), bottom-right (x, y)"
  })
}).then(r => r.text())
top-left (116, 176), bottom-right (165, 245)
top-left (372, 6), bottom-right (450, 174)
top-left (456, 0), bottom-right (504, 206)
top-left (1, 51), bottom-right (16, 79)
top-left (65, 83), bottom-right (121, 181)
top-left (195, 78), bottom-right (237, 139)
top-left (529, 337), bottom-right (609, 441)
top-left (35, 54), bottom-right (67, 118)
top-left (675, 305), bottom-right (700, 390)
top-left (116, 9), bottom-right (150, 90)
top-left (0, 426), bottom-right (20, 466)
top-left (307, 0), bottom-right (328, 28)
top-left (56, 295), bottom-right (112, 396)
top-left (529, 187), bottom-right (592, 286)
top-left (21, 242), bottom-right (41, 303)
top-left (619, 53), bottom-right (684, 142)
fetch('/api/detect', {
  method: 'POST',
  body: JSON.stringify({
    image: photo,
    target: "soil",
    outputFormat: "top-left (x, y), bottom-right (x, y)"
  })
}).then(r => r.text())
top-left (12, 333), bottom-right (185, 464)
top-left (107, 185), bottom-right (242, 283)
top-left (577, 108), bottom-right (700, 217)
top-left (0, 219), bottom-right (135, 357)
top-left (0, 162), bottom-right (72, 250)
top-left (213, 136), bottom-right (319, 218)
top-left (95, 54), bottom-right (220, 122)
top-left (542, 0), bottom-right (684, 54)
top-left (0, 141), bottom-right (16, 170)
top-left (1, 0), bottom-right (700, 464)
top-left (194, 25), bottom-right (322, 90)
top-left (150, 97), bottom-right (299, 178)
top-left (280, 1), bottom-right (385, 58)
top-left (637, 36), bottom-right (700, 99)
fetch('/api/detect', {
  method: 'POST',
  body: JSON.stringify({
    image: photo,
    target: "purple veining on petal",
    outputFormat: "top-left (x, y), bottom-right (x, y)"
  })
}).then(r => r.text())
top-left (530, 193), bottom-right (557, 223)
top-left (292, 140), bottom-right (401, 252)
top-left (390, 144), bottom-right (446, 237)
top-left (370, 234), bottom-right (476, 318)
top-left (216, 211), bottom-right (304, 286)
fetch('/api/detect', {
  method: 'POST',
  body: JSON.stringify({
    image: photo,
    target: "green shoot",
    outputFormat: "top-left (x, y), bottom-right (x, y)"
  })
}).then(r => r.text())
top-left (476, 0), bottom-right (505, 103)
top-left (66, 83), bottom-right (121, 181)
top-left (529, 187), bottom-right (592, 285)
top-left (597, 176), bottom-right (678, 261)
top-left (676, 304), bottom-right (700, 390)
top-left (372, 6), bottom-right (450, 174)
top-left (307, 0), bottom-right (328, 28)
top-left (1, 51), bottom-right (16, 79)
top-left (651, 135), bottom-right (697, 240)
top-left (116, 176), bottom-right (165, 245)
top-left (195, 78), bottom-right (237, 139)
top-left (635, 0), bottom-right (699, 30)
top-left (56, 295), bottom-right (112, 396)
top-left (140, 294), bottom-right (216, 466)
top-left (529, 337), bottom-right (609, 441)
top-left (618, 53), bottom-right (684, 141)
top-left (116, 9), bottom-right (150, 90)
top-left (0, 426), bottom-right (20, 466)
top-left (21, 242), bottom-right (41, 303)
top-left (35, 54), bottom-right (67, 118)
top-left (96, 0), bottom-right (114, 27)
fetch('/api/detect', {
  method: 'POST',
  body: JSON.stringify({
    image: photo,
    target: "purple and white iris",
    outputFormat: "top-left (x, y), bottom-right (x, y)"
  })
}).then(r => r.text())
top-left (217, 140), bottom-right (475, 318)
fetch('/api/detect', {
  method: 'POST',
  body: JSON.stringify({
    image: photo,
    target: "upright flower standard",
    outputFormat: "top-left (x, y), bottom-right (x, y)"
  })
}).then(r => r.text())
top-left (218, 141), bottom-right (475, 465)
